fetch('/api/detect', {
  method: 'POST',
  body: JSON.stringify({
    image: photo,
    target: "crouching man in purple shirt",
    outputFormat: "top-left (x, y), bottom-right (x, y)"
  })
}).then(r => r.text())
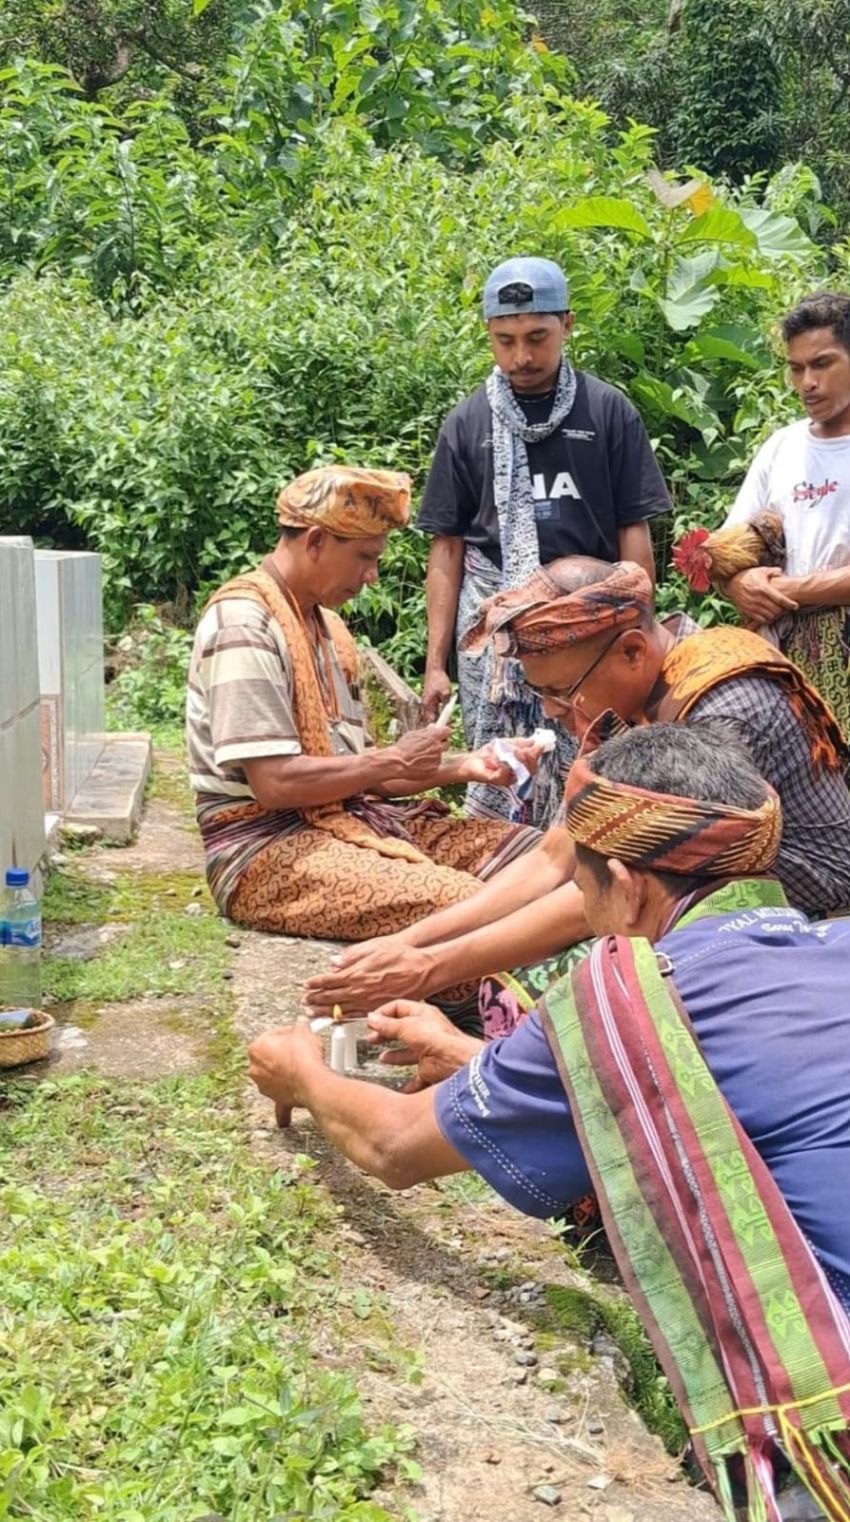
top-left (249, 722), bottom-right (850, 1518)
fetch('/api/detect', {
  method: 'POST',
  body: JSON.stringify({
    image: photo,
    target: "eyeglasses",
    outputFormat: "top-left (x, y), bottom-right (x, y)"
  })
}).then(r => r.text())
top-left (526, 631), bottom-right (624, 709)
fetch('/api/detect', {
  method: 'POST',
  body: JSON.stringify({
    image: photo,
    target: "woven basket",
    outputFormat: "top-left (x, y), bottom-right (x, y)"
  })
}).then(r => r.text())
top-left (0, 1011), bottom-right (54, 1069)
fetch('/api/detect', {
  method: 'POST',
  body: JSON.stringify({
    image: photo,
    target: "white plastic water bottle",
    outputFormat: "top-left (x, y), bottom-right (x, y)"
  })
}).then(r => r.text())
top-left (0, 868), bottom-right (42, 1011)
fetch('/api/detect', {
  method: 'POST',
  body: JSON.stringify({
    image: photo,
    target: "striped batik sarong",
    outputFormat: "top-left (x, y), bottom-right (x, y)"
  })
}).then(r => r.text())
top-left (543, 933), bottom-right (850, 1522)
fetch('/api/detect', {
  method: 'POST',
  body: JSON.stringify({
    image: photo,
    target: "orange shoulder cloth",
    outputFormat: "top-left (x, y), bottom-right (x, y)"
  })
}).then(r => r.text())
top-left (655, 626), bottom-right (846, 775)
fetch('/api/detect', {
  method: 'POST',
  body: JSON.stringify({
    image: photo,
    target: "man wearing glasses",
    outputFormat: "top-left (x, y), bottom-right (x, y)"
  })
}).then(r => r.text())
top-left (417, 256), bottom-right (671, 827)
top-left (306, 555), bottom-right (850, 1023)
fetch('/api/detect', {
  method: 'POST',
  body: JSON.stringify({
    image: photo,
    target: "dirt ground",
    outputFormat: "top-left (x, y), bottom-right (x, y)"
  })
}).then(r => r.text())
top-left (41, 758), bottom-right (720, 1522)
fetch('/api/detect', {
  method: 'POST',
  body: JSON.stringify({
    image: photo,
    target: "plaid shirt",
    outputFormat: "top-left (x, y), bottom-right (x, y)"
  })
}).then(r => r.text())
top-left (663, 616), bottom-right (850, 914)
top-left (687, 674), bottom-right (850, 914)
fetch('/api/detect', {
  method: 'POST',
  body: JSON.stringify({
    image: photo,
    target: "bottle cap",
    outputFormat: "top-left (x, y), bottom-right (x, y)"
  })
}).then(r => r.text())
top-left (5, 868), bottom-right (29, 888)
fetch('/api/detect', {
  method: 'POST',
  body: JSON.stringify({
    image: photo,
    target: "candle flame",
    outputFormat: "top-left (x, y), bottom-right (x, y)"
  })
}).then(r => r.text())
top-left (332, 1003), bottom-right (343, 1023)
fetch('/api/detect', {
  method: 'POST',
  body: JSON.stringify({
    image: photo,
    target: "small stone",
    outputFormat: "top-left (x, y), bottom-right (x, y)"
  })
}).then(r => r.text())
top-left (512, 1370), bottom-right (528, 1386)
top-left (185, 902), bottom-right (204, 917)
top-left (485, 1310), bottom-right (500, 1326)
top-left (532, 1484), bottom-right (562, 1507)
top-left (544, 1405), bottom-right (566, 1424)
top-left (602, 1509), bottom-right (635, 1522)
top-left (587, 1474), bottom-right (613, 1491)
top-left (514, 1350), bottom-right (538, 1367)
top-left (473, 1285), bottom-right (490, 1300)
top-left (484, 1451), bottom-right (502, 1465)
top-left (222, 970), bottom-right (234, 981)
top-left (492, 1328), bottom-right (510, 1342)
top-left (344, 1229), bottom-right (366, 1245)
top-left (49, 852), bottom-right (67, 867)
top-left (224, 934), bottom-right (241, 948)
top-left (168, 959), bottom-right (186, 971)
top-left (492, 1247), bottom-right (511, 1262)
top-left (587, 1417), bottom-right (605, 1436)
top-left (537, 1367), bottom-right (560, 1387)
top-left (191, 884), bottom-right (204, 898)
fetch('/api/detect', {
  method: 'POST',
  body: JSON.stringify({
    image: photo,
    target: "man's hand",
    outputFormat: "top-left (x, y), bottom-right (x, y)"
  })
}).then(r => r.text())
top-left (247, 1019), bottom-right (325, 1128)
top-left (726, 566), bottom-right (798, 626)
top-left (422, 667), bottom-right (452, 725)
top-left (458, 736), bottom-right (548, 788)
top-left (383, 723), bottom-right (451, 787)
top-left (367, 1000), bottom-right (484, 1092)
top-left (305, 940), bottom-right (436, 1016)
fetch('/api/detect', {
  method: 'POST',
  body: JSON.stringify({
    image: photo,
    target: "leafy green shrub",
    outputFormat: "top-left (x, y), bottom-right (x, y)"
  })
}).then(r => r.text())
top-left (0, 29), bottom-right (833, 665)
top-left (107, 604), bottom-right (193, 729)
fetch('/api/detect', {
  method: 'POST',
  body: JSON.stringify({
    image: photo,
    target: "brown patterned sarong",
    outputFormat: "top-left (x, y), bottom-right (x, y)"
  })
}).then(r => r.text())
top-left (227, 808), bottom-right (527, 941)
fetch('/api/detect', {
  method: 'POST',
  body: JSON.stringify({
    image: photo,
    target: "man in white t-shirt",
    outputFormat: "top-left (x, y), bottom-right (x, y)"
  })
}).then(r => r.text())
top-left (723, 291), bottom-right (850, 738)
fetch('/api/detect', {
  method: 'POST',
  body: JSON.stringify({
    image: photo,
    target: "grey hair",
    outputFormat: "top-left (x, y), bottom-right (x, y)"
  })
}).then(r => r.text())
top-left (588, 720), bottom-right (769, 809)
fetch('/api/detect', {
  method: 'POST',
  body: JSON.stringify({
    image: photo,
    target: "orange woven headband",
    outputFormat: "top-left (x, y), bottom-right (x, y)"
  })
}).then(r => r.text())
top-left (460, 561), bottom-right (654, 657)
top-left (565, 754), bottom-right (782, 877)
top-left (277, 466), bottom-right (411, 539)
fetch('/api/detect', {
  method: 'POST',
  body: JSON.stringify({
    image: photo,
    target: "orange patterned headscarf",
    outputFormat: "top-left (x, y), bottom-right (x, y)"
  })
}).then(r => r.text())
top-left (460, 559), bottom-right (654, 657)
top-left (277, 466), bottom-right (411, 539)
top-left (565, 753), bottom-right (782, 877)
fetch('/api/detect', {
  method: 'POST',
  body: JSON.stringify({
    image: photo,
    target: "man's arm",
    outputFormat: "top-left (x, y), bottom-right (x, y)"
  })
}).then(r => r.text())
top-left (617, 521), bottom-right (656, 586)
top-left (402, 825), bottom-right (574, 947)
top-left (243, 725), bottom-right (450, 810)
top-left (780, 564), bottom-right (850, 608)
top-left (248, 1022), bottom-right (469, 1188)
top-left (422, 535), bottom-right (465, 722)
top-left (305, 829), bottom-right (577, 1013)
top-left (418, 879), bottom-right (590, 994)
top-left (305, 878), bottom-right (590, 1015)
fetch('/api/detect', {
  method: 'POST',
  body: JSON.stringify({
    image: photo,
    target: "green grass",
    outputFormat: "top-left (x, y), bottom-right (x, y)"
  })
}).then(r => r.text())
top-left (0, 1073), bottom-right (415, 1522)
top-left (12, 826), bottom-right (420, 1521)
top-left (145, 750), bottom-right (195, 819)
top-left (44, 910), bottom-right (227, 1004)
top-left (42, 872), bottom-right (111, 927)
top-left (43, 866), bottom-right (227, 1006)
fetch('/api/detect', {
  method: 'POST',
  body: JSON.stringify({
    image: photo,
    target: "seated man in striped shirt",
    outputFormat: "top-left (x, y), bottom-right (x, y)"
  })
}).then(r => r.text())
top-left (186, 466), bottom-right (542, 969)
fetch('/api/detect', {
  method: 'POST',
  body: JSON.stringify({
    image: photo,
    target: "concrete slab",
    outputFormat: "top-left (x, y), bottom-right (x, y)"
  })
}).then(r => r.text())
top-left (65, 733), bottom-right (152, 842)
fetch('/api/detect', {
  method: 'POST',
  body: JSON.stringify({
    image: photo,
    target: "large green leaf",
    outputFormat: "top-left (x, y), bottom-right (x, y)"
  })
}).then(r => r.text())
top-left (676, 206), bottom-right (757, 250)
top-left (683, 323), bottom-right (769, 370)
top-left (659, 250), bottom-right (722, 331)
top-left (555, 196), bottom-right (653, 239)
top-left (708, 264), bottom-right (775, 292)
top-left (631, 369), bottom-right (722, 443)
top-left (738, 208), bottom-right (817, 261)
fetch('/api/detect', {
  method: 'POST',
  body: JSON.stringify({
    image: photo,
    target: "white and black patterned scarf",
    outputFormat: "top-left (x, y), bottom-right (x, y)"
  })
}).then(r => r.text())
top-left (456, 358), bottom-right (578, 826)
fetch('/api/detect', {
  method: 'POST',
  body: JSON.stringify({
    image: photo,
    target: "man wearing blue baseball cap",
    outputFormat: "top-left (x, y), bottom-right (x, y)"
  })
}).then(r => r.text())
top-left (418, 255), bottom-right (671, 826)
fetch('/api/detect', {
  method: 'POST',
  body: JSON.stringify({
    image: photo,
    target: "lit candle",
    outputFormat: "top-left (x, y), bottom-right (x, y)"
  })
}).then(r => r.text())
top-left (343, 1021), bottom-right (358, 1072)
top-left (329, 1025), bottom-right (347, 1074)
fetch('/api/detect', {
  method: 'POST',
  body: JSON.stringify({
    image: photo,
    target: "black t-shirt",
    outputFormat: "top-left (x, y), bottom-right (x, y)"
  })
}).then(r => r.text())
top-left (417, 371), bottom-right (671, 567)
